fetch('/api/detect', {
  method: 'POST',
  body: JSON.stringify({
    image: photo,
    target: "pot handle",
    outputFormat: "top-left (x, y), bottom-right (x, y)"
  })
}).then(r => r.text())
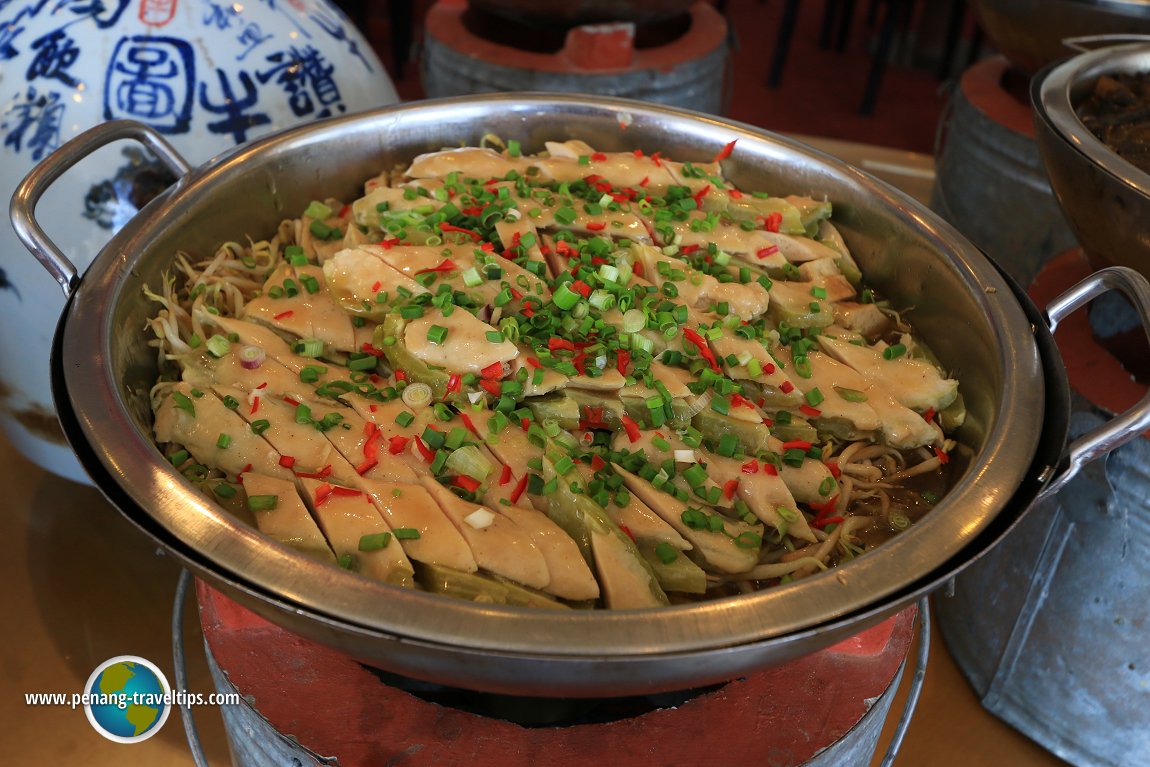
top-left (1062, 35), bottom-right (1150, 53)
top-left (9, 120), bottom-right (192, 297)
top-left (1037, 266), bottom-right (1150, 500)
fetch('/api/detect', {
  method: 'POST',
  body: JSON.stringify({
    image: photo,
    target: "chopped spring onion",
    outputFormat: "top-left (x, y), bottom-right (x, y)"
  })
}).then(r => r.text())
top-left (206, 334), bottom-right (231, 357)
top-left (213, 482), bottom-right (237, 499)
top-left (401, 383), bottom-right (433, 409)
top-left (444, 445), bottom-right (493, 483)
top-left (358, 532), bottom-right (392, 551)
top-left (883, 343), bottom-right (907, 360)
top-left (621, 308), bottom-right (646, 333)
top-left (889, 511), bottom-right (911, 530)
top-left (674, 449), bottom-right (697, 463)
top-left (464, 508), bottom-right (496, 530)
top-left (654, 541), bottom-right (679, 564)
top-left (551, 283), bottom-right (580, 310)
top-left (247, 494), bottom-right (278, 512)
top-left (818, 475), bottom-right (836, 497)
top-left (294, 338), bottom-right (324, 358)
top-left (426, 324), bottom-right (449, 345)
top-left (462, 267), bottom-right (484, 287)
top-left (304, 200), bottom-right (332, 220)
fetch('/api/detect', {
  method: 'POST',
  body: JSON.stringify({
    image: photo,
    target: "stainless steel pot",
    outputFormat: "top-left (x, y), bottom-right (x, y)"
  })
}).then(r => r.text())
top-left (1033, 42), bottom-right (1150, 280)
top-left (970, 0), bottom-right (1150, 74)
top-left (13, 95), bottom-right (1150, 697)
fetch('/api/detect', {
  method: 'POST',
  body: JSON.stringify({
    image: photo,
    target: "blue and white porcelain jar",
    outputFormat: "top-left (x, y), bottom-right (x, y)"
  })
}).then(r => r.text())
top-left (0, 0), bottom-right (398, 483)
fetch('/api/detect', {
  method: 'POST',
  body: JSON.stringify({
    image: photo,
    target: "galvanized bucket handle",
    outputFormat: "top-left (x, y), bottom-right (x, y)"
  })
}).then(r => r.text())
top-left (1039, 266), bottom-right (1150, 499)
top-left (9, 120), bottom-right (192, 297)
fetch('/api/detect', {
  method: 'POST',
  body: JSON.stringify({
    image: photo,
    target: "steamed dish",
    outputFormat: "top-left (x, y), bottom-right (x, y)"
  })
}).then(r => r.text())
top-left (146, 138), bottom-right (963, 610)
top-left (1079, 71), bottom-right (1150, 176)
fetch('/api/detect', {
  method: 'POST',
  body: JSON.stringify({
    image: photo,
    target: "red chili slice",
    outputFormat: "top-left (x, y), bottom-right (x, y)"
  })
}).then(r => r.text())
top-left (692, 184), bottom-right (711, 209)
top-left (273, 310), bottom-right (294, 321)
top-left (414, 257), bottom-right (458, 275)
top-left (723, 478), bottom-right (739, 500)
top-left (682, 328), bottom-right (722, 374)
top-left (590, 454), bottom-right (606, 472)
top-left (314, 483), bottom-right (333, 507)
top-left (278, 455), bottom-right (296, 469)
top-left (499, 464), bottom-right (512, 486)
top-left (387, 435), bottom-right (410, 455)
top-left (361, 342), bottom-right (385, 358)
top-left (438, 223), bottom-right (480, 241)
top-left (781, 439), bottom-right (812, 451)
top-left (445, 374), bottom-right (461, 396)
top-left (621, 415), bottom-right (641, 443)
top-left (548, 337), bottom-right (575, 352)
top-left (454, 475), bottom-right (481, 493)
top-left (586, 222), bottom-right (606, 231)
top-left (413, 436), bottom-right (435, 462)
top-left (616, 349), bottom-right (630, 377)
top-left (712, 139), bottom-right (737, 163)
top-left (741, 459), bottom-right (759, 474)
top-left (480, 362), bottom-right (504, 380)
top-left (509, 474), bottom-right (529, 504)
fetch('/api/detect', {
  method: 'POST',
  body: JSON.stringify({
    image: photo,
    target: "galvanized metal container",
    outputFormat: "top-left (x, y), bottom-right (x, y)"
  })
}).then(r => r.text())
top-left (937, 402), bottom-right (1150, 767)
top-left (930, 56), bottom-right (1076, 288)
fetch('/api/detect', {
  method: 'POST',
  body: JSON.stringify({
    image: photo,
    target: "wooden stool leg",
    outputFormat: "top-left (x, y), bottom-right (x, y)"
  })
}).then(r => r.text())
top-left (390, 0), bottom-right (413, 79)
top-left (859, 0), bottom-right (904, 115)
top-left (767, 0), bottom-right (802, 88)
top-left (834, 0), bottom-right (856, 52)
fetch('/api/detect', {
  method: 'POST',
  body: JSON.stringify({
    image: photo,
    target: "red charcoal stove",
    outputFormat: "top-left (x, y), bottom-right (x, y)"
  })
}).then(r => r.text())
top-left (420, 0), bottom-right (730, 114)
top-left (198, 580), bottom-right (917, 766)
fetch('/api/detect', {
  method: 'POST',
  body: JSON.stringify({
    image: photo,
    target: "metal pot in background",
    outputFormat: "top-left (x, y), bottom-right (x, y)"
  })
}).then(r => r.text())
top-left (12, 96), bottom-right (1150, 696)
top-left (970, 0), bottom-right (1150, 74)
top-left (1033, 41), bottom-right (1150, 281)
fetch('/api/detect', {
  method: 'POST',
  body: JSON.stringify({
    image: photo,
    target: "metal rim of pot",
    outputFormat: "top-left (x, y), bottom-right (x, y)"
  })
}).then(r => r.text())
top-left (1035, 40), bottom-right (1150, 199)
top-left (13, 95), bottom-right (1150, 695)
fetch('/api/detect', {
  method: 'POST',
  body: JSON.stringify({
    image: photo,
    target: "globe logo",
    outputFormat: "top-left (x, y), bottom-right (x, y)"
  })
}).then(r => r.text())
top-left (83, 656), bottom-right (172, 743)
